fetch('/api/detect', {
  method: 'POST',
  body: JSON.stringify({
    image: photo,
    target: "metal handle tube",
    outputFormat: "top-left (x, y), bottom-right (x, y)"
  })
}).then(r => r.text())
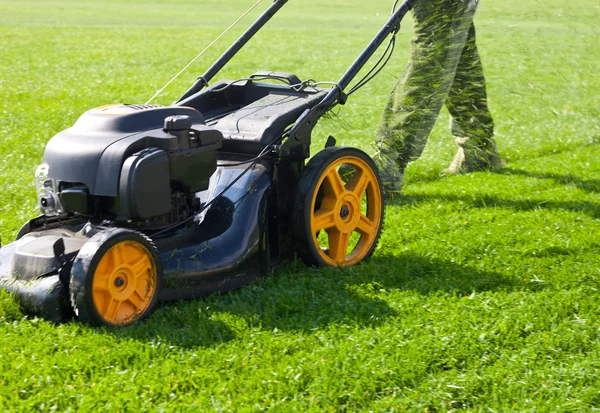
top-left (336, 0), bottom-right (414, 92)
top-left (317, 0), bottom-right (414, 110)
top-left (286, 0), bottom-right (414, 143)
top-left (177, 0), bottom-right (288, 103)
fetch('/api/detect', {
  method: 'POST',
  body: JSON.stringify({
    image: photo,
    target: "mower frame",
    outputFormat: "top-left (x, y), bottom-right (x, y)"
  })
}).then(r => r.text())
top-left (0, 0), bottom-right (415, 325)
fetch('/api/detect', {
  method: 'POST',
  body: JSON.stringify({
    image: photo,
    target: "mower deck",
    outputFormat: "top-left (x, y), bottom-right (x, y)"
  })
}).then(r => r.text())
top-left (0, 158), bottom-right (274, 322)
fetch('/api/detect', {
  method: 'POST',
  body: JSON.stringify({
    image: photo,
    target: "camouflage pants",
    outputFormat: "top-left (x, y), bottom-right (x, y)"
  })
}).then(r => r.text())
top-left (374, 0), bottom-right (497, 186)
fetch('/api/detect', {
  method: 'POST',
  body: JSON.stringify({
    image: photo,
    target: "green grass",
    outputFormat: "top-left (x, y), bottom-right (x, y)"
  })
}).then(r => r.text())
top-left (1, 0), bottom-right (600, 411)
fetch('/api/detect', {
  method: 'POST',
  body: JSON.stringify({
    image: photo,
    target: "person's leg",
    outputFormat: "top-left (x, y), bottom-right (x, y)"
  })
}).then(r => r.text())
top-left (445, 22), bottom-right (502, 173)
top-left (374, 0), bottom-right (477, 192)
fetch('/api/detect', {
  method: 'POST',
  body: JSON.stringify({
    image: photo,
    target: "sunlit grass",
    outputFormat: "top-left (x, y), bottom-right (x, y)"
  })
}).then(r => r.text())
top-left (0, 0), bottom-right (599, 411)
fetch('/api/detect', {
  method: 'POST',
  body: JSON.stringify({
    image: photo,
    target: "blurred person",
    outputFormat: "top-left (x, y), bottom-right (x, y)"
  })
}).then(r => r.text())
top-left (374, 0), bottom-right (502, 195)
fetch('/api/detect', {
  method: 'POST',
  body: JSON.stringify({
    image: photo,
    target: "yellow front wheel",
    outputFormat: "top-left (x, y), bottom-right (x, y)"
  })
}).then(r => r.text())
top-left (70, 228), bottom-right (161, 327)
top-left (293, 147), bottom-right (385, 267)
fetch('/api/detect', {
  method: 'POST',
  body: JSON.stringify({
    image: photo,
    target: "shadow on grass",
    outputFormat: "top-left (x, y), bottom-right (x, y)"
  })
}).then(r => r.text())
top-left (392, 188), bottom-right (600, 218)
top-left (360, 253), bottom-right (532, 295)
top-left (107, 253), bottom-right (532, 349)
top-left (105, 302), bottom-right (238, 349)
top-left (499, 168), bottom-right (600, 194)
top-left (103, 162), bottom-right (598, 347)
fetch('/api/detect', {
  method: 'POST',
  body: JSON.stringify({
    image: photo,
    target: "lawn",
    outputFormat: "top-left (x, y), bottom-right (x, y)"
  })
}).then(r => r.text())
top-left (1, 0), bottom-right (599, 411)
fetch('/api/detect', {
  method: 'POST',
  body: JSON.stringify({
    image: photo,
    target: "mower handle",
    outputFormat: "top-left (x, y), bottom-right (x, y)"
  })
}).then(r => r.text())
top-left (250, 71), bottom-right (302, 86)
top-left (284, 0), bottom-right (415, 150)
top-left (177, 0), bottom-right (289, 103)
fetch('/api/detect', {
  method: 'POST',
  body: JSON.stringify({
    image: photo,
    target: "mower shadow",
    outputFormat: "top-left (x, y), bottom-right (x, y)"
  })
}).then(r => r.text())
top-left (105, 168), bottom-right (596, 347)
top-left (103, 304), bottom-right (237, 349)
top-left (108, 253), bottom-right (529, 349)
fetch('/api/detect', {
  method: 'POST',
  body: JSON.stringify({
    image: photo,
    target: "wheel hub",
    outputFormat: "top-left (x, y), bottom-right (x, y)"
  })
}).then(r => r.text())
top-left (334, 193), bottom-right (361, 233)
top-left (108, 267), bottom-right (136, 300)
top-left (340, 204), bottom-right (350, 220)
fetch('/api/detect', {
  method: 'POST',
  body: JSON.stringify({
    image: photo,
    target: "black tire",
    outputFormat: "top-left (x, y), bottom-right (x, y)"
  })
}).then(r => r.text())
top-left (69, 228), bottom-right (161, 327)
top-left (292, 146), bottom-right (385, 267)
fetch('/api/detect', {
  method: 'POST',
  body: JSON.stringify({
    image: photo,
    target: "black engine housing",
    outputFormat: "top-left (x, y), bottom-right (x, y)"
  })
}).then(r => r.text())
top-left (41, 104), bottom-right (222, 224)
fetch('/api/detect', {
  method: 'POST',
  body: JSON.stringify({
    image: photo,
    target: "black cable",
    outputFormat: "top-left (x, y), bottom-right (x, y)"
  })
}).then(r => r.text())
top-left (348, 36), bottom-right (394, 94)
top-left (216, 150), bottom-right (270, 167)
top-left (345, 0), bottom-right (402, 97)
top-left (150, 159), bottom-right (259, 238)
top-left (216, 124), bottom-right (292, 167)
top-left (347, 35), bottom-right (396, 96)
top-left (152, 123), bottom-right (294, 238)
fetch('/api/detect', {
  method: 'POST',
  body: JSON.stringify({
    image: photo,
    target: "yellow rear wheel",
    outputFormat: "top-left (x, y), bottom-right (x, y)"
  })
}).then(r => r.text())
top-left (70, 228), bottom-right (160, 327)
top-left (294, 147), bottom-right (384, 267)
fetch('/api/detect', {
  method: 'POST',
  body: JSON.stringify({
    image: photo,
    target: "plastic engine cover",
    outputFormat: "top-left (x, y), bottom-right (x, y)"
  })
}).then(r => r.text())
top-left (119, 148), bottom-right (171, 220)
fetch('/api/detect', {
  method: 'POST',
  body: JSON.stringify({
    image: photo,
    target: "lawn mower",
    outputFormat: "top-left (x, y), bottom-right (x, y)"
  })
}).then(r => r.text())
top-left (0, 0), bottom-right (415, 326)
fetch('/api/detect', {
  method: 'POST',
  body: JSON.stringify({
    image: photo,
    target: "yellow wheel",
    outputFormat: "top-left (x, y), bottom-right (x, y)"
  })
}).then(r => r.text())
top-left (293, 147), bottom-right (384, 267)
top-left (70, 228), bottom-right (160, 327)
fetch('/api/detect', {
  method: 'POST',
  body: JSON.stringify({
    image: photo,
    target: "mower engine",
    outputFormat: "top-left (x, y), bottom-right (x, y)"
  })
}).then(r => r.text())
top-left (36, 104), bottom-right (222, 228)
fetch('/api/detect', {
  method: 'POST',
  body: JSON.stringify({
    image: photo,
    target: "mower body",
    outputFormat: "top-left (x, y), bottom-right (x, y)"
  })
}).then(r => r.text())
top-left (0, 0), bottom-right (414, 324)
top-left (0, 76), bottom-right (327, 322)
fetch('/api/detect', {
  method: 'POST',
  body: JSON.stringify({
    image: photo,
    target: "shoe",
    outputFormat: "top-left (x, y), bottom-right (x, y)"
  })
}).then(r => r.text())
top-left (445, 137), bottom-right (504, 175)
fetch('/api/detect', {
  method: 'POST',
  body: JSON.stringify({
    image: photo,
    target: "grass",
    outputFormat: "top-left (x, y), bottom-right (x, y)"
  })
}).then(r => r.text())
top-left (0, 0), bottom-right (599, 411)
